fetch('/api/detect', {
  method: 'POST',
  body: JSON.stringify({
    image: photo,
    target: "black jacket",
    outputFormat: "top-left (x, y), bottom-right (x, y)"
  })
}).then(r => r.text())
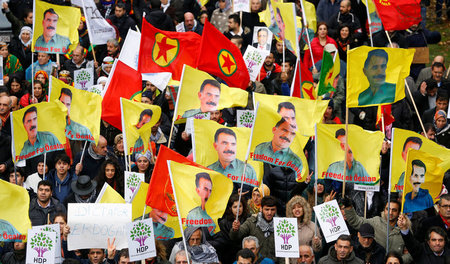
top-left (354, 240), bottom-right (386, 264)
top-left (264, 164), bottom-right (298, 216)
top-left (0, 132), bottom-right (12, 180)
top-left (402, 230), bottom-right (450, 264)
top-left (145, 9), bottom-right (175, 31)
top-left (29, 197), bottom-right (66, 226)
top-left (106, 14), bottom-right (136, 40)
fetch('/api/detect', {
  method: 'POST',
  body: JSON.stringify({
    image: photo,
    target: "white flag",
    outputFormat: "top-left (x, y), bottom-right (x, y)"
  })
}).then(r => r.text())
top-left (73, 0), bottom-right (116, 45)
top-left (118, 29), bottom-right (141, 70)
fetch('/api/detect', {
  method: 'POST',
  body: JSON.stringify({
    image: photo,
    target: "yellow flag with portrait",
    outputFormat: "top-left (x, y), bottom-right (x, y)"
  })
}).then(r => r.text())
top-left (0, 180), bottom-right (31, 242)
top-left (249, 102), bottom-right (309, 182)
top-left (174, 65), bottom-right (248, 123)
top-left (32, 0), bottom-right (80, 54)
top-left (346, 46), bottom-right (414, 107)
top-left (316, 124), bottom-right (384, 185)
top-left (49, 77), bottom-right (101, 144)
top-left (120, 98), bottom-right (161, 156)
top-left (12, 101), bottom-right (67, 162)
top-left (168, 161), bottom-right (232, 236)
top-left (253, 93), bottom-right (328, 137)
top-left (402, 149), bottom-right (445, 213)
top-left (192, 119), bottom-right (264, 189)
top-left (260, 0), bottom-right (298, 56)
top-left (390, 128), bottom-right (450, 192)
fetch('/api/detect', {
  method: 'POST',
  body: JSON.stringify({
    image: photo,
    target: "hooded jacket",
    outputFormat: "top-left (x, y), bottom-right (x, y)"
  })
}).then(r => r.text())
top-left (318, 246), bottom-right (364, 264)
top-left (286, 196), bottom-right (322, 253)
top-left (47, 168), bottom-right (78, 203)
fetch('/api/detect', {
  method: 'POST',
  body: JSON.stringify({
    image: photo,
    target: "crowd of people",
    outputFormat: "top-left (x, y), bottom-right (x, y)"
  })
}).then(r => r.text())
top-left (0, 0), bottom-right (450, 263)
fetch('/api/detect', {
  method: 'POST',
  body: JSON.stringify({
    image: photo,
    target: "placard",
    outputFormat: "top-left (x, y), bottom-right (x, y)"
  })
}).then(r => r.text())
top-left (126, 219), bottom-right (157, 261)
top-left (233, 0), bottom-right (250, 13)
top-left (313, 200), bottom-right (349, 243)
top-left (243, 45), bottom-right (267, 81)
top-left (74, 68), bottom-right (94, 90)
top-left (274, 217), bottom-right (299, 258)
top-left (67, 203), bottom-right (131, 250)
top-left (236, 110), bottom-right (254, 128)
top-left (125, 171), bottom-right (145, 203)
top-left (32, 224), bottom-right (61, 263)
top-left (26, 230), bottom-right (56, 264)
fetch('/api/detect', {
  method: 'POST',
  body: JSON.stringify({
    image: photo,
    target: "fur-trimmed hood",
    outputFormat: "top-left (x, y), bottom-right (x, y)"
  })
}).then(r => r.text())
top-left (286, 195), bottom-right (312, 226)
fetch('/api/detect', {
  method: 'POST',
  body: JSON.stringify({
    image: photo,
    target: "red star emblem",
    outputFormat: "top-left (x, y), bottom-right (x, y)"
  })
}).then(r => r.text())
top-left (221, 53), bottom-right (235, 73)
top-left (155, 36), bottom-right (176, 62)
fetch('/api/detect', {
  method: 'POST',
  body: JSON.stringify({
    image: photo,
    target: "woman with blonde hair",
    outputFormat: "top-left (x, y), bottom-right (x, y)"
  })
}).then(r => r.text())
top-left (286, 195), bottom-right (322, 263)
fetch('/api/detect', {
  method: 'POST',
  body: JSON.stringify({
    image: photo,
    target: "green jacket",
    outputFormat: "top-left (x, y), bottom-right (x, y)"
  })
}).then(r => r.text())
top-left (344, 207), bottom-right (413, 263)
top-left (229, 215), bottom-right (275, 261)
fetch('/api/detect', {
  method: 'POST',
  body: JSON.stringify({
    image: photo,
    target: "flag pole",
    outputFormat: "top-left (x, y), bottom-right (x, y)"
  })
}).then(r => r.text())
top-left (167, 160), bottom-right (191, 264)
top-left (81, 0), bottom-right (97, 65)
top-left (314, 124), bottom-right (318, 235)
top-left (168, 65), bottom-right (186, 149)
top-left (299, 0), bottom-right (315, 68)
top-left (383, 31), bottom-right (427, 137)
top-left (236, 102), bottom-right (259, 222)
top-left (119, 98), bottom-right (130, 170)
top-left (10, 112), bottom-right (18, 185)
top-left (364, 0), bottom-right (374, 47)
top-left (342, 106), bottom-right (349, 198)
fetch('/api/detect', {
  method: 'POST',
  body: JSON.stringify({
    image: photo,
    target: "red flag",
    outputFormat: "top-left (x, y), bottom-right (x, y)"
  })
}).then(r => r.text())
top-left (196, 20), bottom-right (250, 89)
top-left (376, 104), bottom-right (395, 131)
top-left (138, 19), bottom-right (201, 80)
top-left (101, 60), bottom-right (142, 130)
top-left (373, 0), bottom-right (421, 31)
top-left (291, 59), bottom-right (316, 100)
top-left (146, 145), bottom-right (209, 216)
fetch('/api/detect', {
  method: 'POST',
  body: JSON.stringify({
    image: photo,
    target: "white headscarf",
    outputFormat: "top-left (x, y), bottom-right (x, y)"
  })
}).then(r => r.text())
top-left (19, 26), bottom-right (32, 47)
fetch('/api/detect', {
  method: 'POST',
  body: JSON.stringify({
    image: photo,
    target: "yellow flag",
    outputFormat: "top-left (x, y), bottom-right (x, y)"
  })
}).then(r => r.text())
top-left (49, 77), bottom-right (102, 144)
top-left (301, 0), bottom-right (317, 33)
top-left (192, 119), bottom-right (264, 188)
top-left (346, 46), bottom-right (414, 107)
top-left (316, 124), bottom-right (384, 185)
top-left (260, 0), bottom-right (298, 56)
top-left (390, 128), bottom-right (450, 192)
top-left (249, 101), bottom-right (310, 181)
top-left (168, 161), bottom-right (233, 236)
top-left (0, 180), bottom-right (31, 242)
top-left (120, 98), bottom-right (161, 156)
top-left (253, 93), bottom-right (328, 136)
top-left (131, 182), bottom-right (181, 240)
top-left (402, 149), bottom-right (445, 213)
top-left (32, 0), bottom-right (81, 54)
top-left (175, 65), bottom-right (248, 123)
top-left (12, 101), bottom-right (67, 162)
top-left (97, 183), bottom-right (125, 203)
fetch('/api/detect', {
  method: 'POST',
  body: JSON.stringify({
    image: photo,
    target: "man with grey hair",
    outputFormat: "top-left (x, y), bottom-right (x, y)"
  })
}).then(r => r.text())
top-left (174, 250), bottom-right (191, 264)
top-left (298, 245), bottom-right (315, 264)
top-left (106, 38), bottom-right (120, 59)
top-left (242, 236), bottom-right (274, 264)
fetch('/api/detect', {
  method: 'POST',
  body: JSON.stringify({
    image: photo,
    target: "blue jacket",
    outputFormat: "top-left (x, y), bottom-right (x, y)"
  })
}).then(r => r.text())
top-left (47, 168), bottom-right (78, 203)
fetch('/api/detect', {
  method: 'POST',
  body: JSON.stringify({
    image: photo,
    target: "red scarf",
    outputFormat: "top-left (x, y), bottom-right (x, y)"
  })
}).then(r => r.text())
top-left (440, 213), bottom-right (450, 229)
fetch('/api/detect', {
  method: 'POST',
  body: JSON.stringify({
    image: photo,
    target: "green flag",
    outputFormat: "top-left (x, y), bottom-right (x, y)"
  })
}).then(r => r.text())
top-left (317, 50), bottom-right (340, 96)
